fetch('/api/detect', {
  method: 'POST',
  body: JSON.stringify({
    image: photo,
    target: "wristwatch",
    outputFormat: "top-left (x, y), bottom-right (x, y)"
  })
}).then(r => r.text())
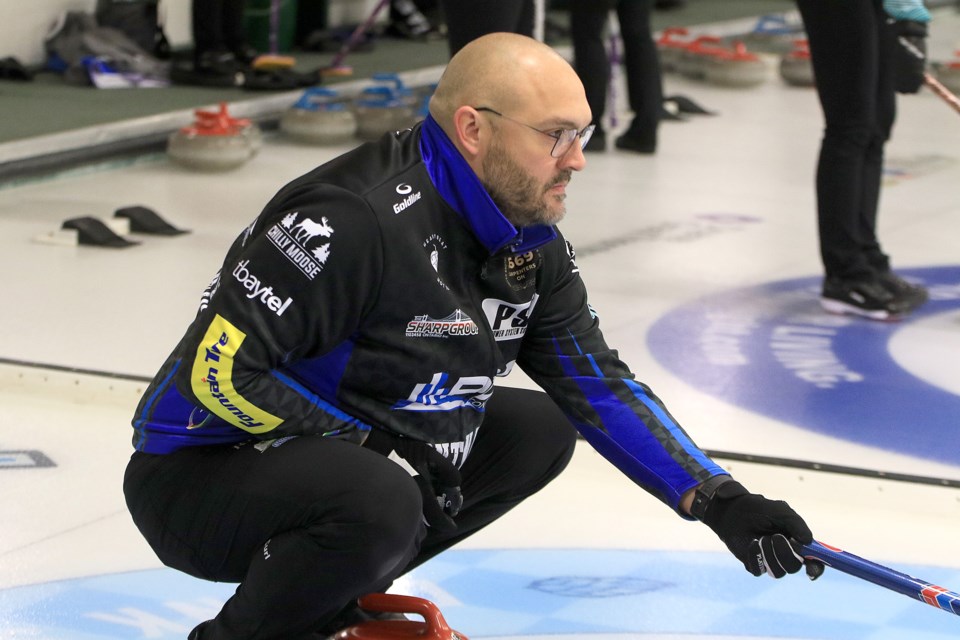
top-left (690, 474), bottom-right (735, 521)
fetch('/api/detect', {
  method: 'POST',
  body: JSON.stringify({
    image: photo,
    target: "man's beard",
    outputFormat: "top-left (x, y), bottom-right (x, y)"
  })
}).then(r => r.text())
top-left (481, 142), bottom-right (571, 228)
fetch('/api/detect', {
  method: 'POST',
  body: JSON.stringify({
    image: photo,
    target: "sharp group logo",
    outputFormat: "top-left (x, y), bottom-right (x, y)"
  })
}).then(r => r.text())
top-left (482, 294), bottom-right (539, 341)
top-left (393, 182), bottom-right (422, 214)
top-left (646, 266), bottom-right (960, 466)
top-left (406, 309), bottom-right (479, 338)
top-left (232, 260), bottom-right (293, 316)
top-left (266, 211), bottom-right (333, 280)
top-left (393, 372), bottom-right (493, 412)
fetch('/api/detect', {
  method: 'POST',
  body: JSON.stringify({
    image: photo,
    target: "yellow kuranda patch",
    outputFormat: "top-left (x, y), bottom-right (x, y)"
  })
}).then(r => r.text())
top-left (191, 314), bottom-right (283, 434)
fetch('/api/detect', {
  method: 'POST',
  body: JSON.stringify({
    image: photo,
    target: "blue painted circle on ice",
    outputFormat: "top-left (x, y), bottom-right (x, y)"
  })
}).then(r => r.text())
top-left (1, 549), bottom-right (958, 639)
top-left (646, 266), bottom-right (960, 465)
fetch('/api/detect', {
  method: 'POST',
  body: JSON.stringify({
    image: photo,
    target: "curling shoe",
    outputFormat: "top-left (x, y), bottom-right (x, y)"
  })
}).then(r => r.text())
top-left (820, 276), bottom-right (912, 321)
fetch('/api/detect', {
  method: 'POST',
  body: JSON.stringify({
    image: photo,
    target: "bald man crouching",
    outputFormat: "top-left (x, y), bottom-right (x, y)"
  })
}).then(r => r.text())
top-left (123, 33), bottom-right (822, 640)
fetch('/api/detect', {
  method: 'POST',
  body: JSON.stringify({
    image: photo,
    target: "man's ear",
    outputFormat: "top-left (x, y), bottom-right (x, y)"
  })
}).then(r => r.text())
top-left (452, 106), bottom-right (484, 158)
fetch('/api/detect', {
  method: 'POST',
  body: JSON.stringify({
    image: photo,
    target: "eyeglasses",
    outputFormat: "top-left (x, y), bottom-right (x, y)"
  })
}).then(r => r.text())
top-left (474, 107), bottom-right (595, 158)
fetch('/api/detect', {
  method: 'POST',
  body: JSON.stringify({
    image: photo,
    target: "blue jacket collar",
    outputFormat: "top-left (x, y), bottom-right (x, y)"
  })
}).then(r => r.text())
top-left (419, 115), bottom-right (557, 254)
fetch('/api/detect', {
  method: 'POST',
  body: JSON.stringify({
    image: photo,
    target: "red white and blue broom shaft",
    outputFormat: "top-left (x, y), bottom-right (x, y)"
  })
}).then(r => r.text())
top-left (801, 540), bottom-right (960, 617)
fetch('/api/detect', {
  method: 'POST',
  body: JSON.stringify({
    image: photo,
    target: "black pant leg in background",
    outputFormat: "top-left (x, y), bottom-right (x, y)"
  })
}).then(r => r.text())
top-left (616, 0), bottom-right (662, 140)
top-left (796, 0), bottom-right (896, 280)
top-left (571, 0), bottom-right (662, 142)
top-left (570, 0), bottom-right (613, 132)
top-left (440, 0), bottom-right (535, 56)
top-left (192, 0), bottom-right (247, 56)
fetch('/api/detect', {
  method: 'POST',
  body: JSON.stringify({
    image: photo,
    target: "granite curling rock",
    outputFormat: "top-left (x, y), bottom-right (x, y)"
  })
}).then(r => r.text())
top-left (167, 102), bottom-right (259, 171)
top-left (280, 87), bottom-right (358, 145)
top-left (656, 27), bottom-right (693, 74)
top-left (779, 39), bottom-right (815, 87)
top-left (704, 41), bottom-right (768, 88)
top-left (676, 35), bottom-right (727, 81)
top-left (729, 13), bottom-right (803, 56)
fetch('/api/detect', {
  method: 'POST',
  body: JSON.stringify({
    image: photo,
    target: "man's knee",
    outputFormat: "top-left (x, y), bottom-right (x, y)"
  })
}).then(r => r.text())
top-left (312, 464), bottom-right (425, 574)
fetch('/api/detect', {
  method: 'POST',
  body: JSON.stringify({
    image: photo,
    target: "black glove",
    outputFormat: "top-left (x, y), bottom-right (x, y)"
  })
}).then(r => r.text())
top-left (888, 19), bottom-right (928, 94)
top-left (692, 476), bottom-right (825, 580)
top-left (386, 436), bottom-right (463, 533)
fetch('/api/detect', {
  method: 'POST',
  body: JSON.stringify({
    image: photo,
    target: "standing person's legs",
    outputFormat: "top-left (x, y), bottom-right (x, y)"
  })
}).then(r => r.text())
top-left (192, 0), bottom-right (227, 57)
top-left (220, 0), bottom-right (253, 61)
top-left (405, 386), bottom-right (579, 571)
top-left (440, 0), bottom-right (535, 56)
top-left (570, 0), bottom-right (614, 147)
top-left (862, 11), bottom-right (899, 274)
top-left (615, 0), bottom-right (662, 153)
top-left (796, 0), bottom-right (884, 282)
top-left (124, 438), bottom-right (426, 639)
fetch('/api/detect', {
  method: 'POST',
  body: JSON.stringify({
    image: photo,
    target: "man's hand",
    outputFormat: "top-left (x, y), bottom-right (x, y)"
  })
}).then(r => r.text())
top-left (390, 437), bottom-right (463, 533)
top-left (888, 19), bottom-right (928, 94)
top-left (691, 476), bottom-right (825, 579)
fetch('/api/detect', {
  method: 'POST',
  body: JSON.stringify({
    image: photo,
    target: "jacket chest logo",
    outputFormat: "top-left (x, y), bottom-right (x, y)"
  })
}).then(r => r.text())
top-left (406, 309), bottom-right (479, 338)
top-left (423, 233), bottom-right (449, 290)
top-left (504, 250), bottom-right (541, 290)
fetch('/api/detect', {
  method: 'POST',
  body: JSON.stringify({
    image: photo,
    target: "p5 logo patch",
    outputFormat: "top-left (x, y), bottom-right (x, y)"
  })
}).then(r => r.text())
top-left (482, 294), bottom-right (539, 341)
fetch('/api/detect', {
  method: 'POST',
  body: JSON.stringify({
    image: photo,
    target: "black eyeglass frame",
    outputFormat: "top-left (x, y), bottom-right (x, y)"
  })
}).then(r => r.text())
top-left (474, 107), bottom-right (595, 158)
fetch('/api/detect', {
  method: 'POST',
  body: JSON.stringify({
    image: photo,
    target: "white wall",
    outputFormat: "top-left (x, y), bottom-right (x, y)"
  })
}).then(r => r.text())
top-left (2, 0), bottom-right (383, 66)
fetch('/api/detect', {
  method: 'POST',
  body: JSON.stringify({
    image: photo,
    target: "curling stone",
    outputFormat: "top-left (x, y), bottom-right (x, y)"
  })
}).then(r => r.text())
top-left (371, 72), bottom-right (419, 108)
top-left (704, 41), bottom-right (768, 88)
top-left (353, 86), bottom-right (416, 141)
top-left (779, 39), bottom-right (815, 87)
top-left (167, 102), bottom-right (259, 171)
top-left (728, 14), bottom-right (803, 56)
top-left (280, 87), bottom-right (358, 145)
top-left (329, 593), bottom-right (469, 640)
top-left (676, 35), bottom-right (726, 81)
top-left (656, 27), bottom-right (693, 74)
top-left (933, 50), bottom-right (960, 95)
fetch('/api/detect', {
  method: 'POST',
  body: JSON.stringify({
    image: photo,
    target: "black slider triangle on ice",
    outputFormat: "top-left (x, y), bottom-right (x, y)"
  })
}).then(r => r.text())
top-left (61, 216), bottom-right (140, 248)
top-left (114, 206), bottom-right (190, 236)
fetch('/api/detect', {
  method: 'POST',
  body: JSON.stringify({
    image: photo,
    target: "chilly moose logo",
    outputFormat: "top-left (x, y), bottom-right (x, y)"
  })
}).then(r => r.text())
top-left (266, 211), bottom-right (334, 280)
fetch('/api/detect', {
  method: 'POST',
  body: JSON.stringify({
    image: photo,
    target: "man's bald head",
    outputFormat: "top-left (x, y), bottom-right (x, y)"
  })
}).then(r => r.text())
top-left (429, 33), bottom-right (587, 131)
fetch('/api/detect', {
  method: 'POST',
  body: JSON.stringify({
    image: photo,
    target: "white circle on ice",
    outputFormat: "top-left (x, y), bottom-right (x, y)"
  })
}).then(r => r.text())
top-left (887, 310), bottom-right (960, 397)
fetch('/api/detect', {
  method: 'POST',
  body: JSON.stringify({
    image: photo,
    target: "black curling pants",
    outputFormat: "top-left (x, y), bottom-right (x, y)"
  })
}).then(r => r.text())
top-left (192, 0), bottom-right (248, 57)
top-left (796, 0), bottom-right (897, 281)
top-left (439, 0), bottom-right (534, 56)
top-left (123, 386), bottom-right (578, 639)
top-left (570, 0), bottom-right (662, 140)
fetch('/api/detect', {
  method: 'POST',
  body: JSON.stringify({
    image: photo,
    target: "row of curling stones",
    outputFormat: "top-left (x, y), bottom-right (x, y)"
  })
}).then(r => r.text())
top-left (167, 102), bottom-right (262, 171)
top-left (329, 593), bottom-right (468, 640)
top-left (661, 33), bottom-right (767, 88)
top-left (281, 74), bottom-right (433, 145)
top-left (658, 28), bottom-right (812, 88)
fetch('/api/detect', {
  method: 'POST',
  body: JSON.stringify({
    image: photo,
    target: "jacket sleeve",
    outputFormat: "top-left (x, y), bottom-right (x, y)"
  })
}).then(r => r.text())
top-left (517, 238), bottom-right (725, 514)
top-left (170, 182), bottom-right (383, 439)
